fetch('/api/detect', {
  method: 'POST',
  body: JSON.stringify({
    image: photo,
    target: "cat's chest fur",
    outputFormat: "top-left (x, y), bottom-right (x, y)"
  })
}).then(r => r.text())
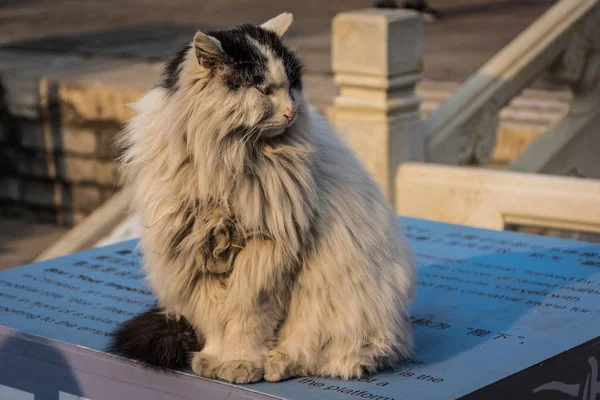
top-left (192, 140), bottom-right (317, 250)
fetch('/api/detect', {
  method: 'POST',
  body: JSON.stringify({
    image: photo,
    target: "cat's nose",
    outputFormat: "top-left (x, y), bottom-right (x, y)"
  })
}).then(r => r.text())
top-left (284, 109), bottom-right (296, 122)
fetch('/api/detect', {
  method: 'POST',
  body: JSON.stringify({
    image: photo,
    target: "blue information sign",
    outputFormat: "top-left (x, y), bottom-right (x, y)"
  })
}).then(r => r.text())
top-left (1, 217), bottom-right (599, 399)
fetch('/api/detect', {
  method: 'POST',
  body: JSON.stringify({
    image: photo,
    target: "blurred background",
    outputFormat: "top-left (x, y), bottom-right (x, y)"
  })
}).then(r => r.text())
top-left (3, 0), bottom-right (599, 270)
top-left (0, 0), bottom-right (557, 86)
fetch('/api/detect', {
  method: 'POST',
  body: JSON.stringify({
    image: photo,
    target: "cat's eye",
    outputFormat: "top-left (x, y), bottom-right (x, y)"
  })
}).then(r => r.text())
top-left (257, 86), bottom-right (273, 96)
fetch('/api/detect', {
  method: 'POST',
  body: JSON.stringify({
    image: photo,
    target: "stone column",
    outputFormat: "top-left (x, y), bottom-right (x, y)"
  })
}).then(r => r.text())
top-left (331, 8), bottom-right (425, 205)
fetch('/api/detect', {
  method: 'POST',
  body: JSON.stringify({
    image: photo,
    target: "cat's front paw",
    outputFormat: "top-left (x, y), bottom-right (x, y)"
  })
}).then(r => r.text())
top-left (217, 360), bottom-right (263, 384)
top-left (191, 352), bottom-right (219, 379)
top-left (205, 235), bottom-right (239, 275)
top-left (264, 350), bottom-right (302, 382)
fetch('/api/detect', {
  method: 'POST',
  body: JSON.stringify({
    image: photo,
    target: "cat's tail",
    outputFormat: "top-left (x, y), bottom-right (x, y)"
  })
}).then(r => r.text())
top-left (107, 305), bottom-right (203, 370)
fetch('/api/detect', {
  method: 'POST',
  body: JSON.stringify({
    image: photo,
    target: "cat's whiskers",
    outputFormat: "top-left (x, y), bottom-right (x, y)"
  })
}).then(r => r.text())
top-left (141, 206), bottom-right (177, 230)
top-left (241, 126), bottom-right (258, 148)
top-left (216, 127), bottom-right (250, 161)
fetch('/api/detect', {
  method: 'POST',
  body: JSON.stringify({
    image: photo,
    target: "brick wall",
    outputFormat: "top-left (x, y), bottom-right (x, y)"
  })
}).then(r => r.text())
top-left (0, 76), bottom-right (142, 226)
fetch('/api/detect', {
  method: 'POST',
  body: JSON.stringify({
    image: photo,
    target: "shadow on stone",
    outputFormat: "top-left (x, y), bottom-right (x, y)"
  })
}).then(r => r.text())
top-left (0, 333), bottom-right (86, 400)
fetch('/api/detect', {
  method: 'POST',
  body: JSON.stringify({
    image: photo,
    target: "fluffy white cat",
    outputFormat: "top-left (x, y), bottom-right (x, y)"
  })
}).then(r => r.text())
top-left (109, 13), bottom-right (415, 384)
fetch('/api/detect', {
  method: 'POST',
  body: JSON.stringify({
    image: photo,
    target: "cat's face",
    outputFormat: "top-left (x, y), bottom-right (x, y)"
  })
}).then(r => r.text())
top-left (163, 13), bottom-right (304, 140)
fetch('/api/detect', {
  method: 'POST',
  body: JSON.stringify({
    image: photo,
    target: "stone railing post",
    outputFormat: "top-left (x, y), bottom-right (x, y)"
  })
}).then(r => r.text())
top-left (331, 8), bottom-right (424, 205)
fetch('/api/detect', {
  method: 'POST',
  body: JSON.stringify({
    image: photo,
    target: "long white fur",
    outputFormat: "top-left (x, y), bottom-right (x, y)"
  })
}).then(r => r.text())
top-left (118, 13), bottom-right (415, 383)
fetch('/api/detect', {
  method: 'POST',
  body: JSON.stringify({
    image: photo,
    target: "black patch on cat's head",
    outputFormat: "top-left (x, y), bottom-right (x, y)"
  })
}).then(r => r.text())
top-left (159, 43), bottom-right (191, 92)
top-left (158, 24), bottom-right (303, 93)
top-left (209, 24), bottom-right (303, 91)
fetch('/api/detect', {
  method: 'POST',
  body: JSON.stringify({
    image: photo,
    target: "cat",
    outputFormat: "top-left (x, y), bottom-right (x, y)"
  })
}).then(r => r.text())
top-left (108, 12), bottom-right (415, 384)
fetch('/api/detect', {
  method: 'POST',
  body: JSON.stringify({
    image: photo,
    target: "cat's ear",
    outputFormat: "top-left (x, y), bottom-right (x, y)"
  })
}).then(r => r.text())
top-left (261, 12), bottom-right (294, 38)
top-left (193, 31), bottom-right (224, 69)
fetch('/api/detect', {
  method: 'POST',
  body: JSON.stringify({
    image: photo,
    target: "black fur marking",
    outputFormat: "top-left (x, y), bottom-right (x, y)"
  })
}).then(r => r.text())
top-left (208, 24), bottom-right (303, 91)
top-left (209, 27), bottom-right (268, 90)
top-left (158, 24), bottom-right (303, 93)
top-left (169, 205), bottom-right (196, 259)
top-left (159, 44), bottom-right (191, 92)
top-left (107, 306), bottom-right (203, 370)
